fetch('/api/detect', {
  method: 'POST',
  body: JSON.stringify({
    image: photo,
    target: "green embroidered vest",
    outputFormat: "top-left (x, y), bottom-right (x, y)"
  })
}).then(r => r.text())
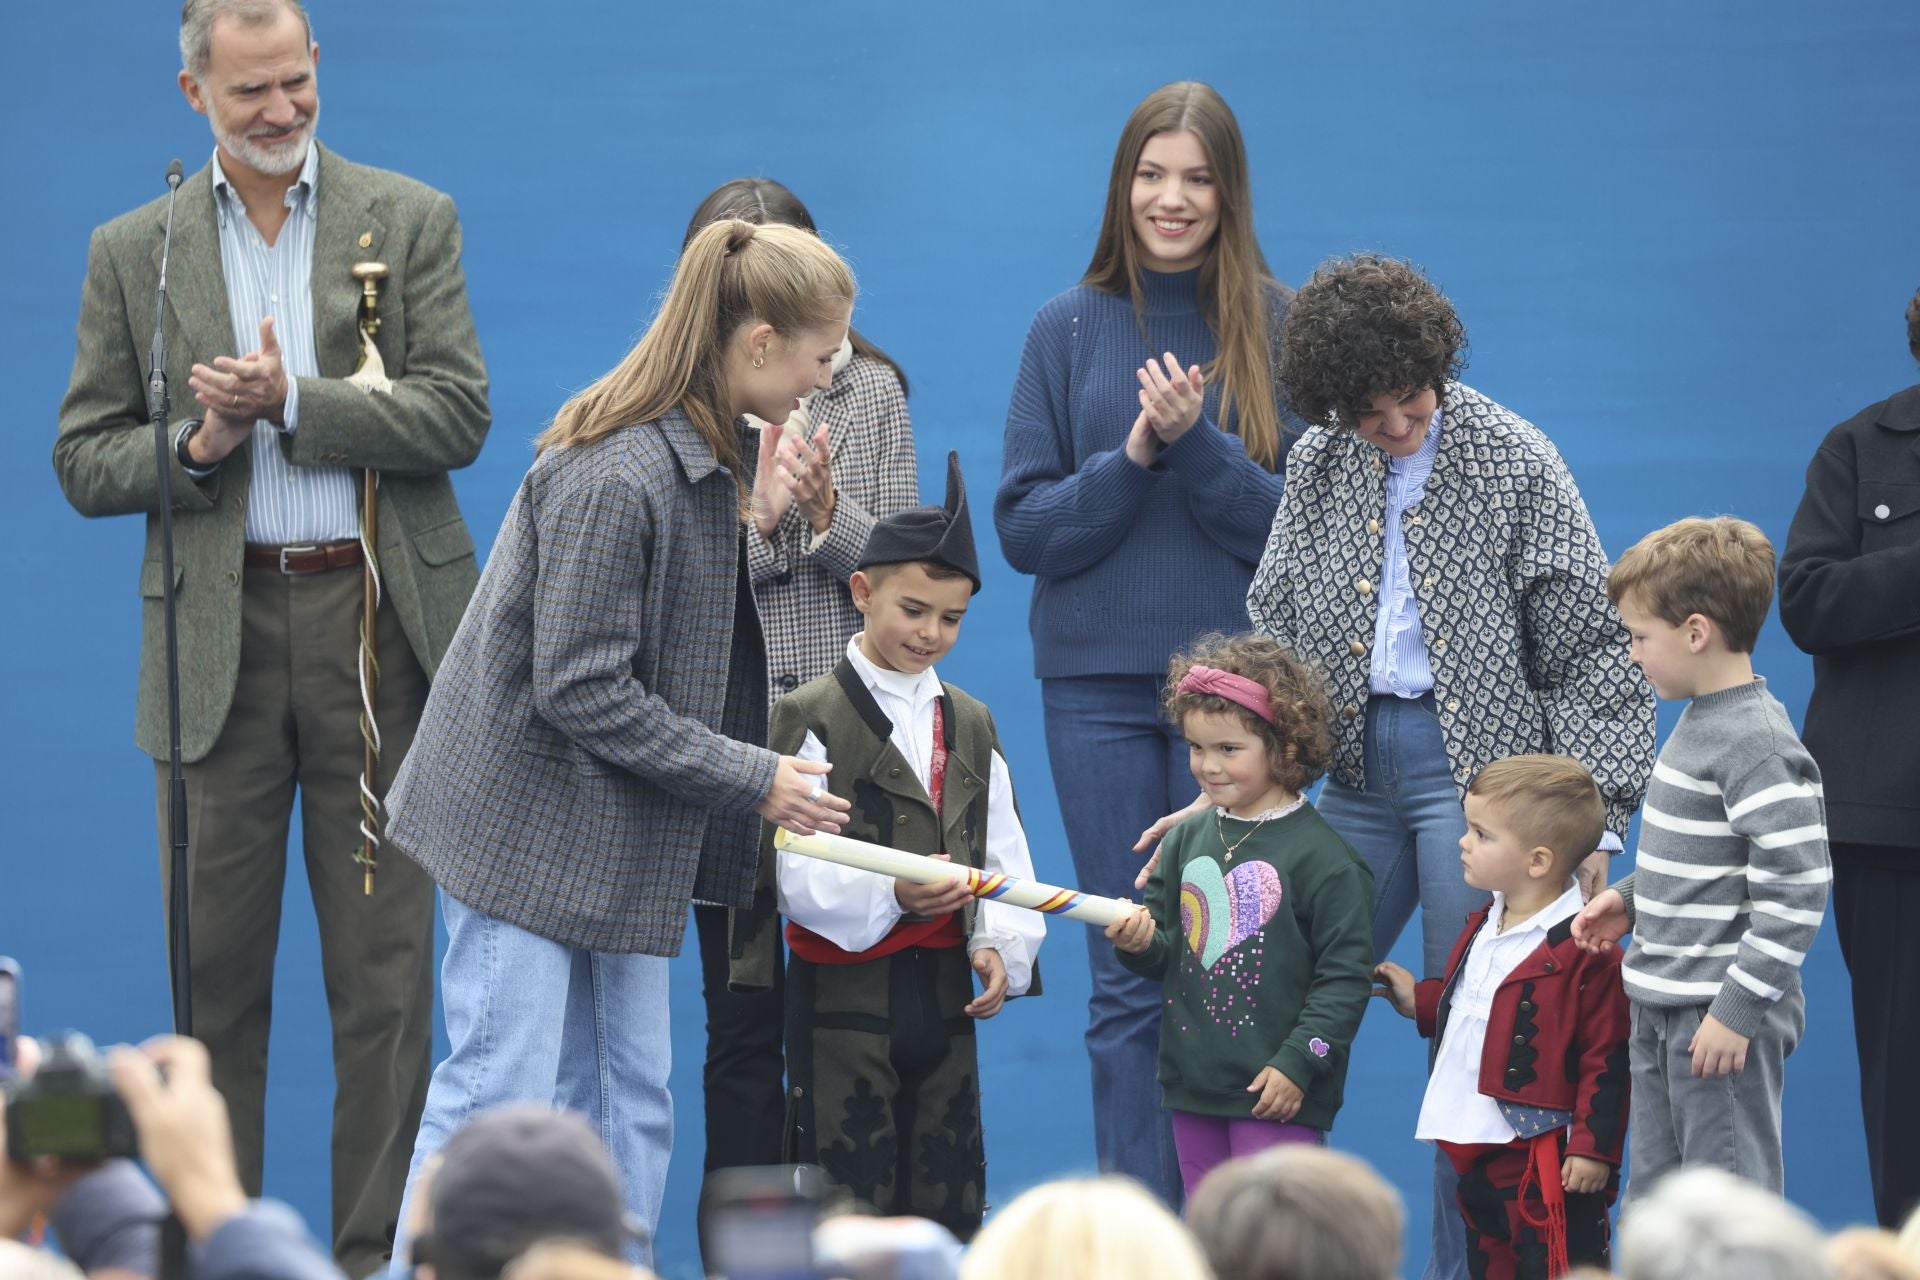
top-left (728, 658), bottom-right (1002, 992)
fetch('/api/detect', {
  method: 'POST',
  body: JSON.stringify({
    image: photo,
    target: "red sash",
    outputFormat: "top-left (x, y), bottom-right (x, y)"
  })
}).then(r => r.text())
top-left (787, 699), bottom-right (964, 964)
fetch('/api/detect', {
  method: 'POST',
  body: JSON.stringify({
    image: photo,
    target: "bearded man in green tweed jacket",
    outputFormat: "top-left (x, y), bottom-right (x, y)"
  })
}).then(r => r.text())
top-left (50, 2), bottom-right (488, 1273)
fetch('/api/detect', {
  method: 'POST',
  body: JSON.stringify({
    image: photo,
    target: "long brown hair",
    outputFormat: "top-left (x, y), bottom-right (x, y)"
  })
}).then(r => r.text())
top-left (536, 220), bottom-right (856, 481)
top-left (1084, 81), bottom-right (1286, 470)
top-left (684, 177), bottom-right (909, 396)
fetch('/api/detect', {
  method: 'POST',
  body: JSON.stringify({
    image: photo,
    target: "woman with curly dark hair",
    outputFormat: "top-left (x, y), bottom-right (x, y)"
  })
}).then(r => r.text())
top-left (1243, 253), bottom-right (1655, 1279)
top-left (995, 81), bottom-right (1299, 1204)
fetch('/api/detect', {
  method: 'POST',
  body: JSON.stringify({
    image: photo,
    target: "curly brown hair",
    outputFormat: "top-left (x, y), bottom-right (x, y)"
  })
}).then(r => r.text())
top-left (1164, 633), bottom-right (1333, 794)
top-left (1277, 253), bottom-right (1467, 429)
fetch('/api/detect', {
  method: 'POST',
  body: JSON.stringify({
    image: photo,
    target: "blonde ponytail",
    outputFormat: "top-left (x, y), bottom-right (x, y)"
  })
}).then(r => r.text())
top-left (536, 220), bottom-right (855, 483)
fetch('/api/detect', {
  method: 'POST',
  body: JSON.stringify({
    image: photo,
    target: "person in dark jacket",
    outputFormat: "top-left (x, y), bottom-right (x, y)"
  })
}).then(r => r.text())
top-left (1777, 285), bottom-right (1920, 1230)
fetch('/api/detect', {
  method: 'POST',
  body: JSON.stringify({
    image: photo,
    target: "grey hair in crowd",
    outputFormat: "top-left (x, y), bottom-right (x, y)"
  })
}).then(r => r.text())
top-left (1617, 1168), bottom-right (1832, 1280)
top-left (1184, 1145), bottom-right (1403, 1280)
top-left (179, 0), bottom-right (313, 79)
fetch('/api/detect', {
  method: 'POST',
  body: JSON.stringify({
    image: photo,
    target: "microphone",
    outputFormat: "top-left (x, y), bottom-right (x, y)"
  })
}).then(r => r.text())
top-left (148, 159), bottom-right (185, 420)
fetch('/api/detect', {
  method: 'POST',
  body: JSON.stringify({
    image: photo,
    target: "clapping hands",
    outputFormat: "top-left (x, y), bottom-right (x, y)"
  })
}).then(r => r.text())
top-left (752, 421), bottom-right (836, 538)
top-left (1137, 352), bottom-right (1205, 444)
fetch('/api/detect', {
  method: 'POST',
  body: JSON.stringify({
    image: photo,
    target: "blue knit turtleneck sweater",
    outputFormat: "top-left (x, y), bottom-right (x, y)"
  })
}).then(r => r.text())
top-left (994, 267), bottom-right (1290, 678)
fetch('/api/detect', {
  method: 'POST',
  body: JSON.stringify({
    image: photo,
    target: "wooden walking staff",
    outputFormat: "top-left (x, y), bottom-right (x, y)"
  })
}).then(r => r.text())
top-left (348, 261), bottom-right (393, 894)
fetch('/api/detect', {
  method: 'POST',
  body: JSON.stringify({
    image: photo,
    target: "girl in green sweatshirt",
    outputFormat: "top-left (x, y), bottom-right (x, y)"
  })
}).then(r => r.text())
top-left (1108, 634), bottom-right (1375, 1198)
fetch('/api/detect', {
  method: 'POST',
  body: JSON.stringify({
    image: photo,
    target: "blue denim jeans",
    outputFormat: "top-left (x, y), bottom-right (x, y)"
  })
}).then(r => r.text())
top-left (389, 891), bottom-right (673, 1273)
top-left (1316, 693), bottom-right (1480, 1280)
top-left (1041, 674), bottom-right (1195, 1208)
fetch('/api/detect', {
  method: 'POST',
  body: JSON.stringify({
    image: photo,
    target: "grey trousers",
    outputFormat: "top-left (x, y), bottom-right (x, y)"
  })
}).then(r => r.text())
top-left (1625, 987), bottom-right (1805, 1198)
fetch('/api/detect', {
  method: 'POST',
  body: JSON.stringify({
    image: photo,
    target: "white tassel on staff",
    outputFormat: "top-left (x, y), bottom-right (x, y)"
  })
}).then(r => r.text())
top-left (774, 827), bottom-right (1134, 927)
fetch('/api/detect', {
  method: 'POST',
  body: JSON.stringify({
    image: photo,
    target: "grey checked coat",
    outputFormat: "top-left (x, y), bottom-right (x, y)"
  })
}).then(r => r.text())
top-left (746, 354), bottom-right (919, 703)
top-left (1247, 383), bottom-right (1656, 837)
top-left (386, 409), bottom-right (779, 954)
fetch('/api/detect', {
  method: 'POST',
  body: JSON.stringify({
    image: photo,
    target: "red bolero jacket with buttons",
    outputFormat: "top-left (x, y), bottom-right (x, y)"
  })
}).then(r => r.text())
top-left (1413, 907), bottom-right (1632, 1165)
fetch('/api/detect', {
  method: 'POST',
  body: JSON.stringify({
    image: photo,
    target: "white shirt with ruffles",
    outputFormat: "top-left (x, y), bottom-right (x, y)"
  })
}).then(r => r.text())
top-left (775, 636), bottom-right (1045, 996)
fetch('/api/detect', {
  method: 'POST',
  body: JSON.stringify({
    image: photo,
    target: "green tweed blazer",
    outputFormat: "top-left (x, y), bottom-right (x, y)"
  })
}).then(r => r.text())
top-left (53, 144), bottom-right (491, 762)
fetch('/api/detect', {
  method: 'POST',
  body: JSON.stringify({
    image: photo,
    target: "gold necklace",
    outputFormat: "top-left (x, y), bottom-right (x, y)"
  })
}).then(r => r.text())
top-left (1216, 810), bottom-right (1271, 861)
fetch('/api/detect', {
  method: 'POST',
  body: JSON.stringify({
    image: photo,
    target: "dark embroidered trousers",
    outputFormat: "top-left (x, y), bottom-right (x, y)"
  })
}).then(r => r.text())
top-left (1440, 1136), bottom-right (1616, 1280)
top-left (784, 946), bottom-right (983, 1239)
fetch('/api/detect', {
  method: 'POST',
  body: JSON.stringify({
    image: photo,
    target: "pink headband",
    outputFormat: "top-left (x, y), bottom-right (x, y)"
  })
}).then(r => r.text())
top-left (1177, 665), bottom-right (1275, 725)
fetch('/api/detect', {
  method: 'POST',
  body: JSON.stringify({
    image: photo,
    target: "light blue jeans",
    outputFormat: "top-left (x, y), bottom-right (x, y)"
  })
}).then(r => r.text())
top-left (388, 891), bottom-right (673, 1273)
top-left (1316, 693), bottom-right (1480, 1280)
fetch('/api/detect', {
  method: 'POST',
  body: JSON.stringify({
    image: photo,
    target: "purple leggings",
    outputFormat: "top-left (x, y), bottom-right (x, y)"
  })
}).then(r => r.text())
top-left (1169, 1109), bottom-right (1325, 1199)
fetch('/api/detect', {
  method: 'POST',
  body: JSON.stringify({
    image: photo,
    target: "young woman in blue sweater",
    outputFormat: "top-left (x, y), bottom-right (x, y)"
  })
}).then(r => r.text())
top-left (992, 80), bottom-right (1296, 1204)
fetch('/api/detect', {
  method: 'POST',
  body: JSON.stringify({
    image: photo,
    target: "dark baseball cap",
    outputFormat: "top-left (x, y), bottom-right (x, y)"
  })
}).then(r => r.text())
top-left (419, 1106), bottom-right (640, 1279)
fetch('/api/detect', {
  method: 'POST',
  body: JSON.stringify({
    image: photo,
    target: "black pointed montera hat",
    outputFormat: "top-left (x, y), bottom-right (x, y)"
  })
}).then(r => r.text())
top-left (855, 451), bottom-right (981, 593)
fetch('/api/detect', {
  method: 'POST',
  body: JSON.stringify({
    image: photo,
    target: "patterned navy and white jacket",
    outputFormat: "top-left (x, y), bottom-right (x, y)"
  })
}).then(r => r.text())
top-left (1247, 383), bottom-right (1657, 837)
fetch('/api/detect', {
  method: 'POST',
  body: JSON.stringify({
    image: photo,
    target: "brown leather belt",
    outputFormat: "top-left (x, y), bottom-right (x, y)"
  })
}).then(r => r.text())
top-left (244, 540), bottom-right (364, 574)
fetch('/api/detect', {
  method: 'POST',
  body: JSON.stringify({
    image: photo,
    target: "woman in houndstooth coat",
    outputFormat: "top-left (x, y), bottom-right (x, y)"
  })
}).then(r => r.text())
top-left (679, 180), bottom-right (920, 1260)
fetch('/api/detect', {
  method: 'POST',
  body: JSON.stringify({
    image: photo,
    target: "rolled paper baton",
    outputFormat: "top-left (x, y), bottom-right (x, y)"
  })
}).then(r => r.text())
top-left (774, 827), bottom-right (1134, 927)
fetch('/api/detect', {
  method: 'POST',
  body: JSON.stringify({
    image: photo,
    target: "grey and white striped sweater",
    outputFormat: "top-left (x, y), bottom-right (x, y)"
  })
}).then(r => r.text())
top-left (1617, 678), bottom-right (1830, 1039)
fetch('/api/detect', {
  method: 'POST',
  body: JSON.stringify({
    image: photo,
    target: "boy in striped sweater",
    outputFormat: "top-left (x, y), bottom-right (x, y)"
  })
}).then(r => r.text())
top-left (1573, 517), bottom-right (1830, 1195)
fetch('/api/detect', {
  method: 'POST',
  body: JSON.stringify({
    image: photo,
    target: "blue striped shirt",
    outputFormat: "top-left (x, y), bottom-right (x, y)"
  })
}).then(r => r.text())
top-left (1368, 410), bottom-right (1442, 696)
top-left (207, 144), bottom-right (358, 543)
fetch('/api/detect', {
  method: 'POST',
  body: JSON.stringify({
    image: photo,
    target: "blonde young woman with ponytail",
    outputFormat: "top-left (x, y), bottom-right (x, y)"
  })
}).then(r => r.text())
top-left (380, 219), bottom-right (857, 1267)
top-left (993, 80), bottom-right (1300, 1205)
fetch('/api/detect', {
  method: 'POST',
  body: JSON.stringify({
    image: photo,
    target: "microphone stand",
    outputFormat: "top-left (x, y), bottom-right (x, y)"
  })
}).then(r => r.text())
top-left (147, 159), bottom-right (196, 1280)
top-left (148, 159), bottom-right (191, 1040)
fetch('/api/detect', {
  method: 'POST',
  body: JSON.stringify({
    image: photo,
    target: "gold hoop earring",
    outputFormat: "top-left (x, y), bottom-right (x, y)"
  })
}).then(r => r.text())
top-left (752, 355), bottom-right (765, 369)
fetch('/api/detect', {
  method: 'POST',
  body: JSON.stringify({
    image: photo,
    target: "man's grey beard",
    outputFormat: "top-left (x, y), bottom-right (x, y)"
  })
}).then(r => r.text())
top-left (212, 103), bottom-right (318, 176)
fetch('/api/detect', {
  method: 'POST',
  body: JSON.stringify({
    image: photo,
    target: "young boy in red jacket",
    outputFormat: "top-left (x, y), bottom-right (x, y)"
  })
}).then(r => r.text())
top-left (1374, 755), bottom-right (1631, 1279)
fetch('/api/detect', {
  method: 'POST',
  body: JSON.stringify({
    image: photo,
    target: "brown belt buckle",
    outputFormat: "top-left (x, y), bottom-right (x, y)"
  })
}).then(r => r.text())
top-left (279, 544), bottom-right (321, 574)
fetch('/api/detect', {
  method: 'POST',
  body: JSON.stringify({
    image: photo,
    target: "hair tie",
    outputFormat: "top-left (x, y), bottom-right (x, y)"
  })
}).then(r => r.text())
top-left (725, 221), bottom-right (756, 255)
top-left (1176, 665), bottom-right (1275, 724)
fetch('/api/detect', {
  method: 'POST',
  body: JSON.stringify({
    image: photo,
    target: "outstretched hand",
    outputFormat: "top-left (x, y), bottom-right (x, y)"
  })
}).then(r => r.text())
top-left (1370, 962), bottom-right (1417, 1019)
top-left (1570, 888), bottom-right (1630, 954)
top-left (1133, 793), bottom-right (1211, 890)
top-left (758, 757), bottom-right (850, 834)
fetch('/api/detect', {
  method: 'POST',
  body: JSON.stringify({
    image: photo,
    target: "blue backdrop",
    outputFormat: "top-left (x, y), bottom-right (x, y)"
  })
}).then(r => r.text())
top-left (4, 3), bottom-right (1917, 1277)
